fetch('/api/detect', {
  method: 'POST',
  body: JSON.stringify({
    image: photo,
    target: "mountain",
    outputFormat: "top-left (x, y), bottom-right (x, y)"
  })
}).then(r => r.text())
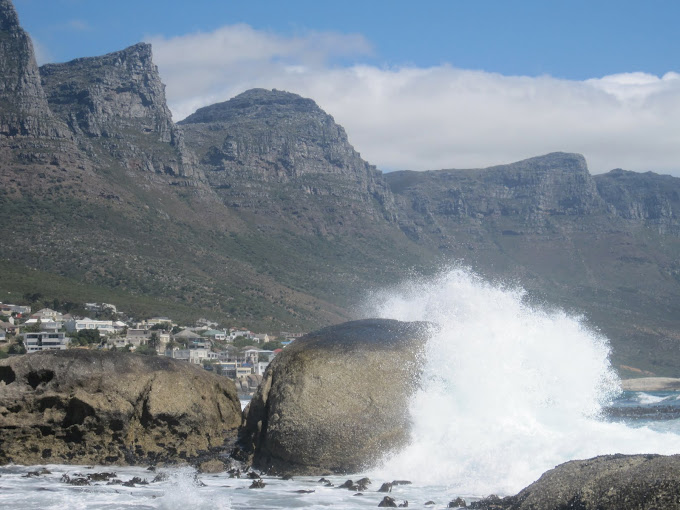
top-left (386, 155), bottom-right (680, 373)
top-left (179, 88), bottom-right (397, 235)
top-left (0, 0), bottom-right (678, 374)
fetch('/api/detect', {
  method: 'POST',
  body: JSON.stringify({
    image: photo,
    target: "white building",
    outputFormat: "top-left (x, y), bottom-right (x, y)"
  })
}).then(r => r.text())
top-left (23, 332), bottom-right (68, 352)
top-left (165, 348), bottom-right (210, 365)
top-left (22, 318), bottom-right (61, 332)
top-left (65, 318), bottom-right (126, 336)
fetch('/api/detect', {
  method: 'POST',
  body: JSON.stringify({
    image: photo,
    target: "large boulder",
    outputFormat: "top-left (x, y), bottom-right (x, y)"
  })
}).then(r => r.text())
top-left (237, 318), bottom-right (431, 475)
top-left (0, 350), bottom-right (241, 466)
top-left (471, 454), bottom-right (680, 510)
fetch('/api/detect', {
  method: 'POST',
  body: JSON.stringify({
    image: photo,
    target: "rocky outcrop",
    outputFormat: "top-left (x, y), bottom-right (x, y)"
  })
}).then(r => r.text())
top-left (387, 152), bottom-right (605, 232)
top-left (237, 319), bottom-right (431, 475)
top-left (0, 350), bottom-right (241, 466)
top-left (0, 0), bottom-right (66, 137)
top-left (595, 169), bottom-right (680, 235)
top-left (180, 88), bottom-right (398, 233)
top-left (471, 454), bottom-right (680, 510)
top-left (40, 43), bottom-right (199, 179)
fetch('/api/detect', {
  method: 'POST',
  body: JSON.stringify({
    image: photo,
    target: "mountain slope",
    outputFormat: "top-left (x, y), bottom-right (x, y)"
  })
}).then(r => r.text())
top-left (0, 0), bottom-right (679, 374)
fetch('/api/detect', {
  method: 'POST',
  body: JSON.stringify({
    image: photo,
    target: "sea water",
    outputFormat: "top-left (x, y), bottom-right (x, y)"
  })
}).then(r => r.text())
top-left (3, 268), bottom-right (680, 509)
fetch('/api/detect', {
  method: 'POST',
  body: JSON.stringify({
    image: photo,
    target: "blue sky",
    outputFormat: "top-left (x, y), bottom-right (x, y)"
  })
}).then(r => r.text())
top-left (12, 0), bottom-right (680, 175)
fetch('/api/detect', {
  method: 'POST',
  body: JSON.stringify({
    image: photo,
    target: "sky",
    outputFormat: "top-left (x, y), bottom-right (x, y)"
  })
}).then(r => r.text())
top-left (12, 0), bottom-right (680, 175)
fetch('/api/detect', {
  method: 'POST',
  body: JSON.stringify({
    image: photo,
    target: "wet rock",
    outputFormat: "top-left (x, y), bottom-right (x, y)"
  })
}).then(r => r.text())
top-left (249, 479), bottom-right (266, 489)
top-left (198, 459), bottom-right (227, 474)
top-left (470, 454), bottom-right (680, 510)
top-left (379, 496), bottom-right (398, 507)
top-left (122, 477), bottom-right (148, 487)
top-left (238, 319), bottom-right (430, 475)
top-left (87, 472), bottom-right (117, 482)
top-left (378, 482), bottom-right (393, 493)
top-left (449, 497), bottom-right (467, 507)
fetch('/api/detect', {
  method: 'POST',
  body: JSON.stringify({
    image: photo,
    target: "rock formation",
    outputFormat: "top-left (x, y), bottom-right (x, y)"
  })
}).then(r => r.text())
top-left (180, 88), bottom-right (398, 234)
top-left (0, 0), bottom-right (65, 137)
top-left (40, 43), bottom-right (200, 179)
top-left (471, 454), bottom-right (680, 510)
top-left (0, 350), bottom-right (242, 466)
top-left (237, 319), bottom-right (431, 474)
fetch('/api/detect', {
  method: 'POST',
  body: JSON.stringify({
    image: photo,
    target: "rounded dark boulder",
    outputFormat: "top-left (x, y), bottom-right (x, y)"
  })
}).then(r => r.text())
top-left (237, 318), bottom-right (431, 475)
top-left (471, 454), bottom-right (680, 510)
top-left (0, 349), bottom-right (242, 466)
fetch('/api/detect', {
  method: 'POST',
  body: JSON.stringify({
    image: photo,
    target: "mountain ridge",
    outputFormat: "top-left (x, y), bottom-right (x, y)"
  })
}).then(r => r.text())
top-left (0, 0), bottom-right (679, 374)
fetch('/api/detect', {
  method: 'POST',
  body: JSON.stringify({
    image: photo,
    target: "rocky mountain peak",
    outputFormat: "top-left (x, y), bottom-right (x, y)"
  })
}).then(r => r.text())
top-left (181, 88), bottom-right (320, 125)
top-left (180, 88), bottom-right (398, 229)
top-left (0, 0), bottom-right (65, 137)
top-left (0, 0), bottom-right (19, 30)
top-left (40, 42), bottom-right (200, 178)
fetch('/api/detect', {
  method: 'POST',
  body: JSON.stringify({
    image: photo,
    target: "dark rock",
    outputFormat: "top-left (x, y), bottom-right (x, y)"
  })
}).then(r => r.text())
top-left (87, 472), bottom-right (117, 482)
top-left (237, 319), bottom-right (430, 475)
top-left (249, 479), bottom-right (266, 489)
top-left (449, 497), bottom-right (467, 507)
top-left (122, 476), bottom-right (148, 487)
top-left (378, 496), bottom-right (398, 507)
top-left (392, 480), bottom-right (412, 486)
top-left (378, 482), bottom-right (393, 492)
top-left (0, 350), bottom-right (241, 466)
top-left (470, 454), bottom-right (680, 510)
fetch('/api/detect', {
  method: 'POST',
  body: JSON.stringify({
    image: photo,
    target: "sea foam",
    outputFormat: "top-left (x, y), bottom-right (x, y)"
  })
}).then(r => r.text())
top-left (366, 268), bottom-right (680, 495)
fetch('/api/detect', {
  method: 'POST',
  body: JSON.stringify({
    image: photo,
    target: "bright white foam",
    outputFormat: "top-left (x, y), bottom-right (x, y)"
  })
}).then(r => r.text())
top-left (366, 268), bottom-right (680, 496)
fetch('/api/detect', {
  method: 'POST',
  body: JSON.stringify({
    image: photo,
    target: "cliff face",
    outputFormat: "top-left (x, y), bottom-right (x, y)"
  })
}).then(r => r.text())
top-left (595, 169), bottom-right (680, 235)
top-left (0, 0), bottom-right (65, 137)
top-left (40, 43), bottom-right (199, 180)
top-left (388, 152), bottom-right (605, 237)
top-left (180, 88), bottom-right (397, 234)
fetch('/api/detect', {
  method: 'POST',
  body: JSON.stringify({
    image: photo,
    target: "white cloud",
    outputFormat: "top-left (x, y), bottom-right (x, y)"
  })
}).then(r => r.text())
top-left (148, 25), bottom-right (680, 176)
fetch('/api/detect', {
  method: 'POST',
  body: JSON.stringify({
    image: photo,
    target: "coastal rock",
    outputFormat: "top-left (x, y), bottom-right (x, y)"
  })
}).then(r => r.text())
top-left (470, 454), bottom-right (680, 510)
top-left (0, 350), bottom-right (241, 466)
top-left (237, 319), bottom-right (431, 475)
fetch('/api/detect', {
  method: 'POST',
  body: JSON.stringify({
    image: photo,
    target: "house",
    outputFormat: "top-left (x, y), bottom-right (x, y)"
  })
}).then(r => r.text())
top-left (0, 320), bottom-right (19, 336)
top-left (0, 329), bottom-right (6, 343)
top-left (173, 328), bottom-right (209, 349)
top-left (22, 318), bottom-right (60, 332)
top-left (166, 348), bottom-right (210, 365)
top-left (65, 318), bottom-right (126, 336)
top-left (229, 328), bottom-right (252, 341)
top-left (22, 332), bottom-right (68, 352)
top-left (212, 361), bottom-right (253, 379)
top-left (253, 333), bottom-right (270, 344)
top-left (140, 317), bottom-right (175, 329)
top-left (111, 329), bottom-right (170, 351)
top-left (30, 308), bottom-right (64, 322)
top-left (0, 303), bottom-right (31, 316)
top-left (202, 329), bottom-right (227, 342)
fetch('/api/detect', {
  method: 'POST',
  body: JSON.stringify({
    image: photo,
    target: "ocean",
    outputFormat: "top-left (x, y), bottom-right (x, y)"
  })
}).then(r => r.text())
top-left (3, 269), bottom-right (680, 509)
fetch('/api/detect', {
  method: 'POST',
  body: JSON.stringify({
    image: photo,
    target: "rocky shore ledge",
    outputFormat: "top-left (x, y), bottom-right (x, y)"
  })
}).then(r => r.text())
top-left (0, 350), bottom-right (242, 467)
top-left (471, 454), bottom-right (680, 510)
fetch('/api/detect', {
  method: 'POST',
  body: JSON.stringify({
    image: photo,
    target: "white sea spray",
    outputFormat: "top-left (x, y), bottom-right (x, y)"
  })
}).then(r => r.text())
top-left (366, 268), bottom-right (680, 495)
